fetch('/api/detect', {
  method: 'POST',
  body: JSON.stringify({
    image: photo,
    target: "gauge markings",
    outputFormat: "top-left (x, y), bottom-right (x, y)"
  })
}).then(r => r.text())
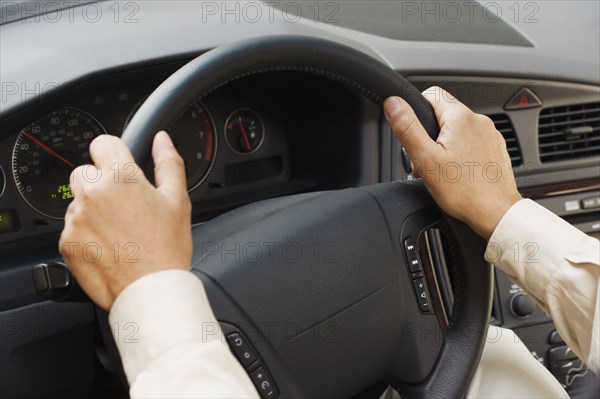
top-left (125, 98), bottom-right (217, 191)
top-left (21, 131), bottom-right (76, 168)
top-left (12, 107), bottom-right (106, 219)
top-left (225, 109), bottom-right (264, 155)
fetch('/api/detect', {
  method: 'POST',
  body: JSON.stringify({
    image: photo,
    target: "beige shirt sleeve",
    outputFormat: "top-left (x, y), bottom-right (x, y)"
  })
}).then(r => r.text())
top-left (109, 269), bottom-right (259, 398)
top-left (485, 199), bottom-right (600, 375)
top-left (468, 326), bottom-right (569, 398)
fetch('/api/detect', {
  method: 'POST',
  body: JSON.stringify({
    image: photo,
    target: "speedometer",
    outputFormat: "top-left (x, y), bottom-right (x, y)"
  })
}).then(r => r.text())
top-left (12, 108), bottom-right (106, 219)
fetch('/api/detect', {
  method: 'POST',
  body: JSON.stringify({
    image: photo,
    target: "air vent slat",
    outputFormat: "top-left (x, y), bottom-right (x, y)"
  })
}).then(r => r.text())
top-left (498, 128), bottom-right (514, 134)
top-left (539, 117), bottom-right (600, 129)
top-left (539, 102), bottom-right (600, 162)
top-left (488, 113), bottom-right (522, 167)
top-left (539, 131), bottom-right (567, 139)
top-left (539, 107), bottom-right (600, 119)
top-left (539, 135), bottom-right (600, 148)
top-left (540, 146), bottom-right (600, 158)
top-left (539, 126), bottom-right (600, 141)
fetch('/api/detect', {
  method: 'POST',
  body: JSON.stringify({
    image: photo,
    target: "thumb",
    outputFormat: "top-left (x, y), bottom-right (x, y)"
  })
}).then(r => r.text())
top-left (384, 96), bottom-right (436, 160)
top-left (152, 131), bottom-right (187, 198)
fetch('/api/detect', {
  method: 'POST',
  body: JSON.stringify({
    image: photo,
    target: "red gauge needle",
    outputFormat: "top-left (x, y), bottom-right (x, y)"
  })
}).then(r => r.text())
top-left (238, 117), bottom-right (252, 151)
top-left (22, 131), bottom-right (76, 169)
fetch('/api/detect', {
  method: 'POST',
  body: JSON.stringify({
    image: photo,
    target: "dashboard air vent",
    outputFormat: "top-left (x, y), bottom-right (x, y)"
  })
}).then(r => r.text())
top-left (488, 114), bottom-right (523, 167)
top-left (539, 102), bottom-right (600, 162)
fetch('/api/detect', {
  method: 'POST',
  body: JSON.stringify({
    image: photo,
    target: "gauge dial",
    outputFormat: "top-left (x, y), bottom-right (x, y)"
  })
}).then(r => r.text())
top-left (125, 99), bottom-right (217, 191)
top-left (224, 109), bottom-right (264, 155)
top-left (12, 108), bottom-right (106, 219)
top-left (0, 166), bottom-right (5, 198)
top-left (123, 96), bottom-right (147, 129)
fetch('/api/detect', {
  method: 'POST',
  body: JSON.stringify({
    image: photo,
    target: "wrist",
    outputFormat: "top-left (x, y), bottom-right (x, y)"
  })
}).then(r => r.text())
top-left (471, 193), bottom-right (523, 240)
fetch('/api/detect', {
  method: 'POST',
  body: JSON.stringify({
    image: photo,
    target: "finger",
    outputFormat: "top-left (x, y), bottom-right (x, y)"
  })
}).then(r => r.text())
top-left (152, 131), bottom-right (187, 198)
top-left (58, 223), bottom-right (79, 267)
top-left (421, 86), bottom-right (470, 125)
top-left (69, 164), bottom-right (95, 197)
top-left (64, 199), bottom-right (78, 220)
top-left (88, 134), bottom-right (136, 171)
top-left (384, 96), bottom-right (436, 159)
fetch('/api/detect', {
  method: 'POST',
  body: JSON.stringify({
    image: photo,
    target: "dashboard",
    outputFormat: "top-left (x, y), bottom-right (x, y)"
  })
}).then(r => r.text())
top-left (0, 64), bottom-right (381, 243)
top-left (0, 1), bottom-right (599, 398)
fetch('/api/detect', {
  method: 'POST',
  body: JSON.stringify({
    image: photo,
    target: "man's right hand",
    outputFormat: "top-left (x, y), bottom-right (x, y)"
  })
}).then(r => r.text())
top-left (59, 132), bottom-right (193, 311)
top-left (384, 86), bottom-right (522, 240)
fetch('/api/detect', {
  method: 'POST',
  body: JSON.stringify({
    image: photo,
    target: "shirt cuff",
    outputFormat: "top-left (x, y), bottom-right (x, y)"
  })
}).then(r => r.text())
top-left (108, 269), bottom-right (225, 385)
top-left (484, 199), bottom-right (589, 304)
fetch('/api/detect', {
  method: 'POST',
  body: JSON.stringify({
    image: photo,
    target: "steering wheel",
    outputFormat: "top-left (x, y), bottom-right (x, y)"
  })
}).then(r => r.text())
top-left (121, 35), bottom-right (493, 399)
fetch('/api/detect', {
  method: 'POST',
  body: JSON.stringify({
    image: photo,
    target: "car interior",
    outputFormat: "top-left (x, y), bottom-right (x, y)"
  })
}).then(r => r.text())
top-left (0, 1), bottom-right (599, 398)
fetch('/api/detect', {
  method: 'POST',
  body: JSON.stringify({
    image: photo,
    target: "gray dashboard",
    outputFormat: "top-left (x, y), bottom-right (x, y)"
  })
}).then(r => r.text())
top-left (1, 0), bottom-right (599, 118)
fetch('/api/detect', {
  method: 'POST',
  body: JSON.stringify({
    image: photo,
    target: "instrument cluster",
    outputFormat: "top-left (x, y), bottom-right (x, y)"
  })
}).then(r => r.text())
top-left (0, 66), bottom-right (379, 244)
top-left (0, 72), bottom-right (290, 241)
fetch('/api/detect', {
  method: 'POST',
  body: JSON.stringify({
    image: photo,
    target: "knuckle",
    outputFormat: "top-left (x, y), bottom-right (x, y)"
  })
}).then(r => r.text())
top-left (423, 85), bottom-right (456, 105)
top-left (422, 86), bottom-right (442, 104)
top-left (403, 117), bottom-right (421, 137)
top-left (58, 231), bottom-right (67, 250)
top-left (475, 113), bottom-right (496, 129)
top-left (70, 165), bottom-right (85, 185)
top-left (58, 229), bottom-right (75, 257)
top-left (496, 130), bottom-right (510, 148)
top-left (455, 108), bottom-right (474, 123)
top-left (82, 180), bottom-right (108, 200)
top-left (89, 134), bottom-right (117, 154)
top-left (392, 112), bottom-right (419, 137)
top-left (424, 85), bottom-right (441, 95)
top-left (171, 151), bottom-right (185, 167)
top-left (64, 200), bottom-right (78, 218)
top-left (84, 179), bottom-right (101, 193)
top-left (64, 208), bottom-right (83, 231)
top-left (70, 165), bottom-right (100, 193)
top-left (463, 107), bottom-right (477, 118)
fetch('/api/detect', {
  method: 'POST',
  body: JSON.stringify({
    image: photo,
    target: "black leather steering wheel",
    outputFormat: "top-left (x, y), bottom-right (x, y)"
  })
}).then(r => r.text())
top-left (120, 35), bottom-right (493, 399)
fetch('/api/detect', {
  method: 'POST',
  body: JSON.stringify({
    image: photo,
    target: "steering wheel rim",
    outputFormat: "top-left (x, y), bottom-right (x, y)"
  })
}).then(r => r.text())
top-left (121, 35), bottom-right (439, 166)
top-left (119, 35), bottom-right (493, 398)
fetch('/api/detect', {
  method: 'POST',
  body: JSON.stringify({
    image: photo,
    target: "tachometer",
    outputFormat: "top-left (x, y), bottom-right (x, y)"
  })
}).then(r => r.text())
top-left (126, 98), bottom-right (217, 191)
top-left (12, 108), bottom-right (106, 219)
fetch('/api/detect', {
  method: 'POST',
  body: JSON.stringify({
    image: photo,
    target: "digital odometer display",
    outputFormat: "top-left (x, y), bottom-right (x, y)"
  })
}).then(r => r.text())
top-left (12, 108), bottom-right (106, 219)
